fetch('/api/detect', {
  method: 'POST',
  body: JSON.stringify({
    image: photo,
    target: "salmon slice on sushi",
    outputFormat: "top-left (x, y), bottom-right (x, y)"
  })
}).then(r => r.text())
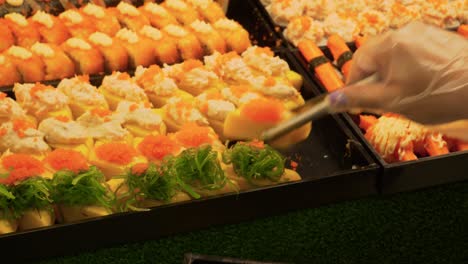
top-left (0, 55), bottom-right (21, 86)
top-left (60, 37), bottom-right (105, 75)
top-left (30, 11), bottom-right (71, 45)
top-left (161, 0), bottom-right (201, 25)
top-left (4, 13), bottom-right (41, 48)
top-left (88, 32), bottom-right (128, 73)
top-left (213, 18), bottom-right (251, 54)
top-left (30, 42), bottom-right (75, 81)
top-left (186, 0), bottom-right (226, 23)
top-left (59, 9), bottom-right (96, 39)
top-left (114, 28), bottom-right (156, 68)
top-left (162, 24), bottom-right (204, 60)
top-left (138, 2), bottom-right (179, 29)
top-left (138, 26), bottom-right (180, 65)
top-left (80, 3), bottom-right (121, 37)
top-left (0, 20), bottom-right (15, 52)
top-left (189, 20), bottom-right (226, 54)
top-left (5, 45), bottom-right (45, 83)
top-left (110, 2), bottom-right (151, 32)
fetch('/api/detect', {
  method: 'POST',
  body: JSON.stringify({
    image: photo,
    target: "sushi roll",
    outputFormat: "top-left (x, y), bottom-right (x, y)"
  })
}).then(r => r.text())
top-left (29, 11), bottom-right (71, 45)
top-left (162, 96), bottom-right (209, 132)
top-left (14, 83), bottom-right (72, 122)
top-left (196, 89), bottom-right (235, 139)
top-left (88, 32), bottom-right (128, 72)
top-left (60, 37), bottom-right (105, 75)
top-left (189, 20), bottom-right (226, 54)
top-left (38, 116), bottom-right (93, 158)
top-left (59, 9), bottom-right (96, 39)
top-left (114, 28), bottom-right (156, 68)
top-left (80, 3), bottom-right (121, 36)
top-left (161, 0), bottom-right (201, 25)
top-left (0, 153), bottom-right (54, 231)
top-left (223, 97), bottom-right (311, 149)
top-left (98, 72), bottom-right (150, 110)
top-left (45, 149), bottom-right (114, 223)
top-left (4, 13), bottom-right (41, 48)
top-left (0, 20), bottom-right (15, 52)
top-left (138, 25), bottom-right (180, 65)
top-left (110, 2), bottom-right (150, 32)
top-left (30, 42), bottom-right (75, 81)
top-left (57, 75), bottom-right (109, 119)
top-left (133, 65), bottom-right (192, 108)
top-left (138, 2), bottom-right (179, 29)
top-left (0, 119), bottom-right (50, 155)
top-left (0, 55), bottom-right (21, 86)
top-left (185, 0), bottom-right (226, 23)
top-left (114, 101), bottom-right (166, 138)
top-left (212, 18), bottom-right (251, 53)
top-left (5, 45), bottom-right (45, 83)
top-left (162, 24), bottom-right (204, 60)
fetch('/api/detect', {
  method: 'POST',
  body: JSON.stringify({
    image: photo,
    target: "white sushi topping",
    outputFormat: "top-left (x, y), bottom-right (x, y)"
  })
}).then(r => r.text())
top-left (140, 26), bottom-right (163, 41)
top-left (0, 96), bottom-right (27, 120)
top-left (186, 0), bottom-right (211, 9)
top-left (31, 42), bottom-right (55, 58)
top-left (357, 9), bottom-right (390, 36)
top-left (250, 76), bottom-right (298, 98)
top-left (6, 0), bottom-right (24, 7)
top-left (166, 97), bottom-right (208, 125)
top-left (77, 112), bottom-right (129, 141)
top-left (190, 20), bottom-right (214, 34)
top-left (0, 121), bottom-right (50, 154)
top-left (115, 101), bottom-right (163, 129)
top-left (266, 0), bottom-right (305, 27)
top-left (213, 18), bottom-right (239, 30)
top-left (206, 100), bottom-right (235, 120)
top-left (183, 68), bottom-right (220, 88)
top-left (7, 46), bottom-right (32, 60)
top-left (66, 38), bottom-right (92, 50)
top-left (13, 83), bottom-right (69, 115)
top-left (144, 3), bottom-right (170, 16)
top-left (164, 24), bottom-right (188, 37)
top-left (57, 76), bottom-right (107, 107)
top-left (116, 28), bottom-right (139, 44)
top-left (89, 32), bottom-right (113, 47)
top-left (38, 118), bottom-right (88, 144)
top-left (100, 73), bottom-right (148, 103)
top-left (32, 11), bottom-right (54, 29)
top-left (83, 4), bottom-right (106, 18)
top-left (323, 13), bottom-right (359, 42)
top-left (220, 87), bottom-right (260, 106)
top-left (220, 56), bottom-right (255, 83)
top-left (117, 2), bottom-right (140, 16)
top-left (166, 0), bottom-right (188, 11)
top-left (284, 16), bottom-right (325, 46)
top-left (241, 46), bottom-right (290, 76)
top-left (59, 10), bottom-right (83, 24)
top-left (5, 13), bottom-right (28, 27)
top-left (134, 66), bottom-right (179, 96)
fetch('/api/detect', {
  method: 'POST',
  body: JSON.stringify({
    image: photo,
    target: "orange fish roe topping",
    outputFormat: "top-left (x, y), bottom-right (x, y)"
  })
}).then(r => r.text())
top-left (248, 140), bottom-right (265, 149)
top-left (0, 128), bottom-right (7, 137)
top-left (199, 102), bottom-right (209, 114)
top-left (129, 103), bottom-right (139, 112)
top-left (290, 160), bottom-right (298, 171)
top-left (175, 123), bottom-right (214, 147)
top-left (230, 85), bottom-right (250, 98)
top-left (241, 98), bottom-right (284, 123)
top-left (91, 107), bottom-right (112, 117)
top-left (204, 90), bottom-right (223, 100)
top-left (45, 149), bottom-right (89, 173)
top-left (29, 83), bottom-right (52, 97)
top-left (136, 65), bottom-right (162, 86)
top-left (138, 134), bottom-right (181, 161)
top-left (116, 72), bottom-right (131, 80)
top-left (131, 162), bottom-right (149, 175)
top-left (0, 92), bottom-right (6, 100)
top-left (300, 17), bottom-right (311, 30)
top-left (254, 46), bottom-right (274, 57)
top-left (95, 142), bottom-right (137, 165)
top-left (77, 75), bottom-right (90, 82)
top-left (218, 52), bottom-right (240, 64)
top-left (0, 154), bottom-right (44, 185)
top-left (54, 115), bottom-right (71, 122)
top-left (182, 59), bottom-right (203, 71)
top-left (264, 77), bottom-right (276, 87)
top-left (12, 119), bottom-right (35, 138)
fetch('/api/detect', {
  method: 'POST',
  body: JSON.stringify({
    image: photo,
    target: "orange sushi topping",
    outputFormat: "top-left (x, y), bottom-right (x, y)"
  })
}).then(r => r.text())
top-left (91, 107), bottom-right (112, 118)
top-left (138, 134), bottom-right (181, 161)
top-left (0, 128), bottom-right (7, 137)
top-left (116, 72), bottom-right (131, 80)
top-left (12, 119), bottom-right (35, 138)
top-left (95, 142), bottom-right (137, 165)
top-left (131, 162), bottom-right (149, 176)
top-left (182, 59), bottom-right (203, 71)
top-left (300, 17), bottom-right (311, 30)
top-left (241, 98), bottom-right (284, 123)
top-left (45, 149), bottom-right (89, 173)
top-left (77, 75), bottom-right (90, 82)
top-left (175, 123), bottom-right (215, 147)
top-left (0, 92), bottom-right (6, 100)
top-left (54, 115), bottom-right (71, 122)
top-left (248, 140), bottom-right (265, 149)
top-left (29, 83), bottom-right (52, 97)
top-left (1, 154), bottom-right (44, 185)
top-left (264, 77), bottom-right (276, 87)
top-left (129, 103), bottom-right (139, 112)
top-left (137, 65), bottom-right (162, 86)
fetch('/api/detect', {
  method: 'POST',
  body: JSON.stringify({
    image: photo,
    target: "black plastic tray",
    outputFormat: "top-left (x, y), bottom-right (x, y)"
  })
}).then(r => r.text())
top-left (184, 253), bottom-right (290, 264)
top-left (291, 48), bottom-right (468, 194)
top-left (0, 50), bottom-right (379, 263)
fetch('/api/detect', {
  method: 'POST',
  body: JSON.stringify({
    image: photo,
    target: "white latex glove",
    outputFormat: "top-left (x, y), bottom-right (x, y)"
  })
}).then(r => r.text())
top-left (329, 22), bottom-right (468, 126)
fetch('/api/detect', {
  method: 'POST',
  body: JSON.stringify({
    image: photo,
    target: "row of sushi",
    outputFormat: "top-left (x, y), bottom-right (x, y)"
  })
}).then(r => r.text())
top-left (0, 0), bottom-right (251, 86)
top-left (260, 0), bottom-right (468, 45)
top-left (297, 34), bottom-right (468, 163)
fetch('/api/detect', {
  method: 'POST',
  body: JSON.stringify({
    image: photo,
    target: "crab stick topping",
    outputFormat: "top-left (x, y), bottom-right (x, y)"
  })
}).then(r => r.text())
top-left (138, 134), bottom-right (181, 161)
top-left (95, 142), bottom-right (137, 165)
top-left (0, 154), bottom-right (45, 185)
top-left (45, 149), bottom-right (89, 173)
top-left (240, 98), bottom-right (284, 123)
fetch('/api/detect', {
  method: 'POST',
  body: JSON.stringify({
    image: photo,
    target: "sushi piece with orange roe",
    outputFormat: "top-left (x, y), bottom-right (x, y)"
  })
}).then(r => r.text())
top-left (3, 13), bottom-right (41, 48)
top-left (174, 122), bottom-right (223, 151)
top-left (60, 37), bottom-right (105, 75)
top-left (80, 3), bottom-right (121, 37)
top-left (29, 11), bottom-right (71, 45)
top-left (59, 9), bottom-right (96, 39)
top-left (0, 153), bottom-right (54, 231)
top-left (136, 134), bottom-right (182, 162)
top-left (45, 149), bottom-right (114, 223)
top-left (114, 101), bottom-right (166, 138)
top-left (4, 46), bottom-right (45, 83)
top-left (30, 42), bottom-right (75, 81)
top-left (0, 119), bottom-right (50, 155)
top-left (224, 97), bottom-right (311, 148)
top-left (0, 20), bottom-right (15, 52)
top-left (89, 141), bottom-right (147, 179)
top-left (162, 96), bottom-right (209, 132)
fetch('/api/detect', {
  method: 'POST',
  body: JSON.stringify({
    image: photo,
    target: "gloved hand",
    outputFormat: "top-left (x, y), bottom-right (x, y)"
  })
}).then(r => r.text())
top-left (329, 22), bottom-right (468, 126)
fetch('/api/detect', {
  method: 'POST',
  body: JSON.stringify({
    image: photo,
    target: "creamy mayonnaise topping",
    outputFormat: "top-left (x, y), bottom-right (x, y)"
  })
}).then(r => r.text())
top-left (59, 10), bottom-right (83, 24)
top-left (116, 28), bottom-right (139, 44)
top-left (7, 46), bottom-right (32, 60)
top-left (32, 11), bottom-right (54, 28)
top-left (0, 96), bottom-right (27, 120)
top-left (164, 24), bottom-right (189, 37)
top-left (101, 73), bottom-right (148, 103)
top-left (181, 68), bottom-right (220, 88)
top-left (66, 38), bottom-right (92, 50)
top-left (115, 101), bottom-right (163, 129)
top-left (14, 83), bottom-right (69, 115)
top-left (5, 13), bottom-right (28, 26)
top-left (190, 20), bottom-right (214, 34)
top-left (284, 16), bottom-right (325, 46)
top-left (166, 0), bottom-right (189, 11)
top-left (83, 4), bottom-right (106, 18)
top-left (89, 32), bottom-right (113, 46)
top-left (117, 2), bottom-right (140, 16)
top-left (77, 111), bottom-right (129, 141)
top-left (140, 26), bottom-right (163, 41)
top-left (31, 42), bottom-right (55, 58)
top-left (38, 118), bottom-right (88, 144)
top-left (0, 121), bottom-right (50, 154)
top-left (241, 46), bottom-right (290, 76)
top-left (166, 97), bottom-right (208, 125)
top-left (57, 77), bottom-right (107, 107)
top-left (213, 18), bottom-right (240, 31)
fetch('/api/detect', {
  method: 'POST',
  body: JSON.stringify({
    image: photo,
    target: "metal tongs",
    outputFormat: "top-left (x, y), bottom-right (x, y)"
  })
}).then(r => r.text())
top-left (261, 74), bottom-right (379, 143)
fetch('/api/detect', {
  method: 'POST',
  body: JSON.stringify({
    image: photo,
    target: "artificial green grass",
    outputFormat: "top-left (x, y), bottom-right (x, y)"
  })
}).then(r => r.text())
top-left (36, 182), bottom-right (468, 264)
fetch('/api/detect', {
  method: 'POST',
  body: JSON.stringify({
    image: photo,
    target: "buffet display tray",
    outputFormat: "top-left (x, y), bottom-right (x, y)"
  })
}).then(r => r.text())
top-left (292, 49), bottom-right (468, 194)
top-left (0, 49), bottom-right (379, 263)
